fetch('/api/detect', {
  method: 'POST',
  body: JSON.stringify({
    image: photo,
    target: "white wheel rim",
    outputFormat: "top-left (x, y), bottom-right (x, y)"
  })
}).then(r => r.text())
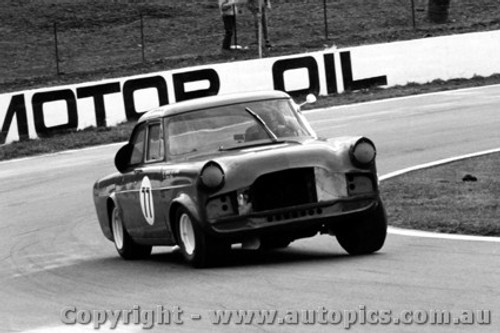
top-left (179, 213), bottom-right (195, 255)
top-left (112, 209), bottom-right (124, 250)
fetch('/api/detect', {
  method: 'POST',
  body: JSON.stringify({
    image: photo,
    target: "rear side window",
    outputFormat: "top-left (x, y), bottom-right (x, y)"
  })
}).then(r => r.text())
top-left (129, 126), bottom-right (146, 165)
top-left (146, 123), bottom-right (165, 162)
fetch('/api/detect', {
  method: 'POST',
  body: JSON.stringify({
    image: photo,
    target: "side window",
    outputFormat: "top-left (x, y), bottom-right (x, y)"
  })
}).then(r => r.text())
top-left (146, 123), bottom-right (165, 162)
top-left (129, 126), bottom-right (146, 165)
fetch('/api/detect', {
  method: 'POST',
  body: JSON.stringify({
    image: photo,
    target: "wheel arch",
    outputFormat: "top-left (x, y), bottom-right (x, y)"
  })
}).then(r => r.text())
top-left (105, 193), bottom-right (119, 241)
top-left (169, 193), bottom-right (201, 245)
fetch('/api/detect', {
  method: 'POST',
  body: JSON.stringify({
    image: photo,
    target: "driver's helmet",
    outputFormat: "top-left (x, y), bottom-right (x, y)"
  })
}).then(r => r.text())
top-left (260, 108), bottom-right (285, 129)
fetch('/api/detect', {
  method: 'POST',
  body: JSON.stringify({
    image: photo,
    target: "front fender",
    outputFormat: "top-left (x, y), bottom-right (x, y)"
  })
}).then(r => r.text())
top-left (169, 192), bottom-right (202, 230)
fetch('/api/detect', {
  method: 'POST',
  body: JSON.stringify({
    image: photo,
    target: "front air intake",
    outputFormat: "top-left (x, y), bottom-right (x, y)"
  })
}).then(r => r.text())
top-left (250, 168), bottom-right (317, 211)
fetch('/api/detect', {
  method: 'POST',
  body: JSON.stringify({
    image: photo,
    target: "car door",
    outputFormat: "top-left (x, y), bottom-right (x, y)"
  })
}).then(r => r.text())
top-left (117, 123), bottom-right (147, 238)
top-left (139, 121), bottom-right (174, 241)
top-left (118, 121), bottom-right (174, 241)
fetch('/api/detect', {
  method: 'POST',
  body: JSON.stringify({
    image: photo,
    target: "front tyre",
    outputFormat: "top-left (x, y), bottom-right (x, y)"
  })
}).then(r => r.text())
top-left (175, 207), bottom-right (228, 268)
top-left (336, 200), bottom-right (387, 255)
top-left (111, 206), bottom-right (152, 260)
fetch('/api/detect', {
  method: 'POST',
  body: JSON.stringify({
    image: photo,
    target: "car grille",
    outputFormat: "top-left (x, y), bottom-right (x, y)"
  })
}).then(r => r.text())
top-left (250, 168), bottom-right (317, 211)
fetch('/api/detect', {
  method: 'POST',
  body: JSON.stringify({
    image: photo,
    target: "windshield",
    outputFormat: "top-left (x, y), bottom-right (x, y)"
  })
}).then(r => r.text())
top-left (166, 98), bottom-right (313, 159)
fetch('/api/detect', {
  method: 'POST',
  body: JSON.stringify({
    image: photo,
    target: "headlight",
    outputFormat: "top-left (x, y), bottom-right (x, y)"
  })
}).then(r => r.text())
top-left (200, 161), bottom-right (225, 189)
top-left (350, 138), bottom-right (376, 167)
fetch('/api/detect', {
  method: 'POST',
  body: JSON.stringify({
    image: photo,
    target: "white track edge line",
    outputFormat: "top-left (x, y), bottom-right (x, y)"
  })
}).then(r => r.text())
top-left (306, 83), bottom-right (500, 113)
top-left (388, 226), bottom-right (500, 243)
top-left (380, 147), bottom-right (500, 181)
top-left (383, 147), bottom-right (500, 242)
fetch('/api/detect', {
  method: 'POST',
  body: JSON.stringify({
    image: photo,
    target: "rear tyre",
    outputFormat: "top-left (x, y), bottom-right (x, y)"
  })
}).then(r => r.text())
top-left (111, 206), bottom-right (152, 260)
top-left (175, 207), bottom-right (229, 268)
top-left (336, 200), bottom-right (387, 255)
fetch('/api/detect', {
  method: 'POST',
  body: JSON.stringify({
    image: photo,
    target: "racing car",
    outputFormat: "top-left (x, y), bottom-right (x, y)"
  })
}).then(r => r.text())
top-left (93, 90), bottom-right (387, 267)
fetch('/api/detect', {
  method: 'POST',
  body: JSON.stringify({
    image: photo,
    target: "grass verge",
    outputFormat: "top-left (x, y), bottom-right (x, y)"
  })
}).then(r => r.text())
top-left (0, 122), bottom-right (134, 161)
top-left (381, 152), bottom-right (500, 237)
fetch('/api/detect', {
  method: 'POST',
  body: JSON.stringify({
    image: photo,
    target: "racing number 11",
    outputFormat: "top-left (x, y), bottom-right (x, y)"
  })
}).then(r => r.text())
top-left (140, 176), bottom-right (155, 225)
top-left (141, 188), bottom-right (153, 218)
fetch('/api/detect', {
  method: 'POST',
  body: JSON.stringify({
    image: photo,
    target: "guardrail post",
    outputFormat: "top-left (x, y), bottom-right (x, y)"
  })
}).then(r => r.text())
top-left (258, 0), bottom-right (263, 58)
top-left (410, 0), bottom-right (417, 29)
top-left (140, 14), bottom-right (146, 63)
top-left (323, 0), bottom-right (329, 40)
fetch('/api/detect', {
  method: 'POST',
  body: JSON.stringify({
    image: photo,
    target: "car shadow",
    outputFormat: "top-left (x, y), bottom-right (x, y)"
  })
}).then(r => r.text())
top-left (146, 245), bottom-right (380, 269)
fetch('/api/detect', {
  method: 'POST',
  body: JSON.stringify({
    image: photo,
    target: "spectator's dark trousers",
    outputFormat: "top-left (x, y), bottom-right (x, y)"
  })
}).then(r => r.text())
top-left (222, 15), bottom-right (236, 50)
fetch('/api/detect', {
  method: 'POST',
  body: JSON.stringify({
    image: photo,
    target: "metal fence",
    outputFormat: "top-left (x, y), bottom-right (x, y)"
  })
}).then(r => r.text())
top-left (0, 0), bottom-right (498, 84)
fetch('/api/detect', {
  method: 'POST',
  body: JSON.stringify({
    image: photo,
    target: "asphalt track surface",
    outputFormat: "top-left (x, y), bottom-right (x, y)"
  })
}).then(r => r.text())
top-left (1, 85), bottom-right (499, 333)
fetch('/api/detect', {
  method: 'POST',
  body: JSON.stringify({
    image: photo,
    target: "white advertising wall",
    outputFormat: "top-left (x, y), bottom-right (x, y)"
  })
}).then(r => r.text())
top-left (1, 30), bottom-right (500, 144)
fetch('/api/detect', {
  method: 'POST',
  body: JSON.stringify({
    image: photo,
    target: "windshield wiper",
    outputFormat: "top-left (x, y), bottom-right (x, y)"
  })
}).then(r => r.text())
top-left (218, 139), bottom-right (302, 151)
top-left (244, 107), bottom-right (278, 142)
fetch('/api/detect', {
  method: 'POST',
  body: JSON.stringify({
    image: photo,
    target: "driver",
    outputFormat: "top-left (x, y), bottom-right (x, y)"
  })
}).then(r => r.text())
top-left (262, 109), bottom-right (297, 137)
top-left (245, 108), bottom-right (298, 141)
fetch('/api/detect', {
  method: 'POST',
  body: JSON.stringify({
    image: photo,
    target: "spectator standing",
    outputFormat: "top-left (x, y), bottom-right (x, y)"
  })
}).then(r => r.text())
top-left (247, 0), bottom-right (272, 49)
top-left (219, 0), bottom-right (240, 51)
